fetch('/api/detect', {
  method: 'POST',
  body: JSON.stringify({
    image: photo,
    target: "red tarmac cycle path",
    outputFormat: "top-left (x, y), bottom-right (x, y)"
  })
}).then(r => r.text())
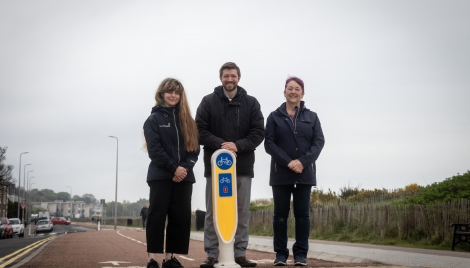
top-left (18, 223), bottom-right (397, 268)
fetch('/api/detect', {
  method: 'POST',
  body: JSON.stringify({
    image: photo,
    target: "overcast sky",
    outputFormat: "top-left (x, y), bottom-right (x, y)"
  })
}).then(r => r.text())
top-left (1, 0), bottom-right (469, 211)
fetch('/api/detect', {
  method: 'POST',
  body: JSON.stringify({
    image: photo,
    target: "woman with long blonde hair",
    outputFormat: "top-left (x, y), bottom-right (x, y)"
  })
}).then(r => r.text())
top-left (143, 78), bottom-right (199, 268)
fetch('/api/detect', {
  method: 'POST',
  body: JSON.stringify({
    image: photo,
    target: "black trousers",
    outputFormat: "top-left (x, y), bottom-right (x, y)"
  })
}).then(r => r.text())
top-left (142, 217), bottom-right (147, 229)
top-left (146, 180), bottom-right (193, 254)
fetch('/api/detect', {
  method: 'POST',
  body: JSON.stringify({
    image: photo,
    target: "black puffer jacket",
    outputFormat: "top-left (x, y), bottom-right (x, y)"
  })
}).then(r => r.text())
top-left (264, 102), bottom-right (324, 186)
top-left (195, 86), bottom-right (265, 177)
top-left (143, 105), bottom-right (200, 183)
top-left (140, 207), bottom-right (148, 218)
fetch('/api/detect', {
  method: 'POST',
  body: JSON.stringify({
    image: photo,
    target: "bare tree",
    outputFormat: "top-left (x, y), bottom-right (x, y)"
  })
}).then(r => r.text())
top-left (0, 147), bottom-right (15, 197)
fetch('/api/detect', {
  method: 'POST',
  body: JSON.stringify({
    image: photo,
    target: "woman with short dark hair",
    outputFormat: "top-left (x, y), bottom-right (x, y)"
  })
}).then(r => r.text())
top-left (264, 76), bottom-right (325, 266)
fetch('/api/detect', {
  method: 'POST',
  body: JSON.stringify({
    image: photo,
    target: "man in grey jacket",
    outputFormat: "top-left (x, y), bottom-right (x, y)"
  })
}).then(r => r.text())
top-left (196, 62), bottom-right (265, 268)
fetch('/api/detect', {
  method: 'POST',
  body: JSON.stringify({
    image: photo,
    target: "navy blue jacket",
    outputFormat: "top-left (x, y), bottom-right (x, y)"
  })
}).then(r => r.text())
top-left (196, 86), bottom-right (265, 178)
top-left (264, 102), bottom-right (325, 186)
top-left (143, 105), bottom-right (200, 183)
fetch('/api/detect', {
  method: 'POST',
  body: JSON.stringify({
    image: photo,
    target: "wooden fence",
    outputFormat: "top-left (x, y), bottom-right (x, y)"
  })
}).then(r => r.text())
top-left (249, 199), bottom-right (469, 242)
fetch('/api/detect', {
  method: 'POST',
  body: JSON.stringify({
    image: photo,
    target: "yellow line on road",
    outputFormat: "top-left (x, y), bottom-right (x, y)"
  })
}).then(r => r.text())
top-left (0, 236), bottom-right (56, 267)
top-left (0, 237), bottom-right (54, 262)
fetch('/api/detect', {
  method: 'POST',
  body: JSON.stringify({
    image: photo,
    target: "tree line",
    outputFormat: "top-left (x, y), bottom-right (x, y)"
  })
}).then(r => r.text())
top-left (0, 147), bottom-right (15, 189)
top-left (100, 198), bottom-right (149, 218)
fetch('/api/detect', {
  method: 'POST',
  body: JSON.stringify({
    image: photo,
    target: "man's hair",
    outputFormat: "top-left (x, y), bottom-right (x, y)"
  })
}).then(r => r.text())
top-left (219, 62), bottom-right (241, 78)
top-left (285, 76), bottom-right (304, 93)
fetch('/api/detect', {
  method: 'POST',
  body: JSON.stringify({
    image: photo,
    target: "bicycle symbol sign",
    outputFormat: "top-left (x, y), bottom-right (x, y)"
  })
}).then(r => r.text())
top-left (220, 177), bottom-right (231, 184)
top-left (217, 157), bottom-right (232, 166)
top-left (218, 173), bottom-right (232, 197)
top-left (216, 153), bottom-right (233, 170)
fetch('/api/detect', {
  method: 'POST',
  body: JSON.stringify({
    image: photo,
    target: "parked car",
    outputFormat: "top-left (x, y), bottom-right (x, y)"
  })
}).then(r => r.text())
top-left (38, 212), bottom-right (50, 219)
top-left (0, 218), bottom-right (13, 238)
top-left (8, 218), bottom-right (25, 237)
top-left (0, 222), bottom-right (5, 239)
top-left (51, 217), bottom-right (71, 225)
top-left (36, 219), bottom-right (53, 233)
top-left (35, 217), bottom-right (48, 224)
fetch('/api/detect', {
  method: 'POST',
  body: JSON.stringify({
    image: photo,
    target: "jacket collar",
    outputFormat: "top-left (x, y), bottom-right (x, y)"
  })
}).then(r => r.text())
top-left (151, 105), bottom-right (178, 114)
top-left (276, 101), bottom-right (306, 115)
top-left (214, 85), bottom-right (247, 101)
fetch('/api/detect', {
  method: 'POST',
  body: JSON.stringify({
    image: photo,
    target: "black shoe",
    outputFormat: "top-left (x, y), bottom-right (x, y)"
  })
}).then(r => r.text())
top-left (294, 256), bottom-right (307, 266)
top-left (147, 259), bottom-right (161, 268)
top-left (200, 257), bottom-right (218, 268)
top-left (273, 255), bottom-right (287, 266)
top-left (162, 256), bottom-right (183, 268)
top-left (235, 256), bottom-right (257, 267)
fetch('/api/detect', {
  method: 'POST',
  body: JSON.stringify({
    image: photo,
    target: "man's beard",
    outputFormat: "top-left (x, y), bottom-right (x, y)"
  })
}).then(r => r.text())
top-left (224, 82), bottom-right (237, 91)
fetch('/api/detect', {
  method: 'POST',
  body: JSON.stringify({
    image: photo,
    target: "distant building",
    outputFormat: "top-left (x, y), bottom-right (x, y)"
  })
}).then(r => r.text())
top-left (31, 201), bottom-right (104, 218)
top-left (8, 193), bottom-right (17, 203)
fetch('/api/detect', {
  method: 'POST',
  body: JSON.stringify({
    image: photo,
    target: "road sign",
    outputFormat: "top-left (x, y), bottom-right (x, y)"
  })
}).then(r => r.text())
top-left (20, 203), bottom-right (27, 209)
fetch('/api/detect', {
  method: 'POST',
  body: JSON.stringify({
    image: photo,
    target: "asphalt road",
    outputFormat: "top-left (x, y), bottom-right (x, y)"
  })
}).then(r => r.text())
top-left (34, 222), bottom-right (88, 235)
top-left (0, 223), bottom-right (88, 268)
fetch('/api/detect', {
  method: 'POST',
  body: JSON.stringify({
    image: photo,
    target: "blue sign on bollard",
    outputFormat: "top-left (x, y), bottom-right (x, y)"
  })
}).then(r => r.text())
top-left (216, 153), bottom-right (233, 170)
top-left (218, 173), bottom-right (233, 197)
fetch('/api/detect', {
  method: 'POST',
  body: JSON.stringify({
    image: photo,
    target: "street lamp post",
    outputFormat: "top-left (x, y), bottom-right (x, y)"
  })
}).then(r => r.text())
top-left (28, 181), bottom-right (36, 236)
top-left (20, 163), bottom-right (31, 220)
top-left (66, 186), bottom-right (72, 218)
top-left (25, 170), bottom-right (33, 203)
top-left (28, 177), bottom-right (34, 204)
top-left (17, 152), bottom-right (29, 218)
top-left (66, 186), bottom-right (72, 200)
top-left (108, 136), bottom-right (118, 230)
top-left (29, 181), bottom-right (35, 222)
top-left (25, 170), bottom-right (33, 223)
top-left (29, 181), bottom-right (35, 202)
top-left (28, 177), bottom-right (34, 192)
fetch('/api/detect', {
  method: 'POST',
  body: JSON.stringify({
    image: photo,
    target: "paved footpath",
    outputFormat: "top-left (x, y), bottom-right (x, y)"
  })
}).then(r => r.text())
top-left (196, 233), bottom-right (470, 268)
top-left (10, 223), bottom-right (469, 268)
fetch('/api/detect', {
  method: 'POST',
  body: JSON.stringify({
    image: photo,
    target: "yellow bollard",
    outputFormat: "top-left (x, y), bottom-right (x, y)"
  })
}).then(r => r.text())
top-left (211, 149), bottom-right (240, 268)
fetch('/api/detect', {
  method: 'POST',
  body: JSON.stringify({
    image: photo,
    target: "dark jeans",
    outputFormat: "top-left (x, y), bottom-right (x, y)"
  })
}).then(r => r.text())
top-left (272, 184), bottom-right (312, 259)
top-left (146, 180), bottom-right (193, 254)
top-left (142, 217), bottom-right (147, 229)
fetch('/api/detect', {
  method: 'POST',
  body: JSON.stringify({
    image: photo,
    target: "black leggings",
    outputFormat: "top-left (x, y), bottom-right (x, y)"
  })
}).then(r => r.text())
top-left (146, 180), bottom-right (193, 254)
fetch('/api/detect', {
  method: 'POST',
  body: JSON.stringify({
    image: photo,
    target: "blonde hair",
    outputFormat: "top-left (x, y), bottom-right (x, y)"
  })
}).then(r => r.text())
top-left (153, 78), bottom-right (199, 152)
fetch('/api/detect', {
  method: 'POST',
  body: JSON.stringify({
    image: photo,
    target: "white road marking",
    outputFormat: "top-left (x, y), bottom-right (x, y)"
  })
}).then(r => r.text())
top-left (177, 255), bottom-right (194, 261)
top-left (254, 258), bottom-right (290, 264)
top-left (117, 230), bottom-right (147, 247)
top-left (101, 266), bottom-right (144, 268)
top-left (99, 261), bottom-right (131, 265)
top-left (114, 231), bottom-right (173, 259)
